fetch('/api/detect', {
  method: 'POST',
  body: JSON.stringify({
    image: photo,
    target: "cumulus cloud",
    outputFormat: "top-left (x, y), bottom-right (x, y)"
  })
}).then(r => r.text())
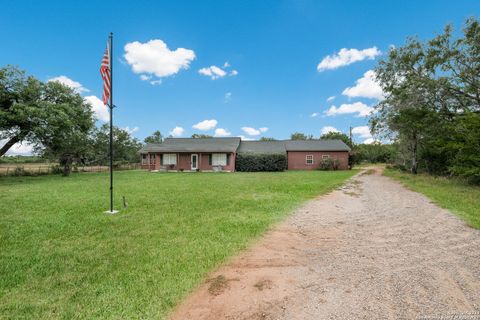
top-left (214, 128), bottom-right (231, 137)
top-left (327, 96), bottom-right (336, 102)
top-left (140, 74), bottom-right (152, 81)
top-left (124, 39), bottom-right (195, 79)
top-left (199, 62), bottom-right (238, 80)
top-left (317, 47), bottom-right (381, 72)
top-left (321, 126), bottom-right (340, 135)
top-left (192, 119), bottom-right (217, 131)
top-left (48, 75), bottom-right (89, 93)
top-left (150, 79), bottom-right (162, 85)
top-left (325, 102), bottom-right (373, 117)
top-left (310, 112), bottom-right (319, 118)
top-left (259, 127), bottom-right (268, 133)
top-left (351, 126), bottom-right (372, 138)
top-left (84, 95), bottom-right (110, 122)
top-left (241, 127), bottom-right (261, 136)
top-left (169, 126), bottom-right (184, 137)
top-left (342, 70), bottom-right (384, 100)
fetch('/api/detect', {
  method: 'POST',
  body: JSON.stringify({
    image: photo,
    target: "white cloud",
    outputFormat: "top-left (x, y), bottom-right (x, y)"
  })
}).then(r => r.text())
top-left (214, 128), bottom-right (231, 137)
top-left (140, 74), bottom-right (151, 81)
top-left (198, 65), bottom-right (227, 80)
top-left (192, 119), bottom-right (217, 131)
top-left (240, 127), bottom-right (268, 136)
top-left (84, 95), bottom-right (109, 122)
top-left (169, 126), bottom-right (184, 137)
top-left (224, 92), bottom-right (232, 103)
top-left (1, 139), bottom-right (34, 155)
top-left (327, 96), bottom-right (336, 102)
top-left (310, 112), bottom-right (319, 118)
top-left (199, 63), bottom-right (238, 80)
top-left (124, 39), bottom-right (195, 78)
top-left (48, 75), bottom-right (89, 93)
top-left (321, 126), bottom-right (340, 135)
top-left (325, 102), bottom-right (373, 117)
top-left (342, 70), bottom-right (384, 100)
top-left (124, 126), bottom-right (139, 135)
top-left (241, 127), bottom-right (261, 136)
top-left (352, 126), bottom-right (372, 138)
top-left (363, 138), bottom-right (378, 144)
top-left (317, 47), bottom-right (381, 72)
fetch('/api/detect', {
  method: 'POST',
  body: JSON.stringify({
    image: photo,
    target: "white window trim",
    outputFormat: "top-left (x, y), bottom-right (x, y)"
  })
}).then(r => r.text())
top-left (212, 153), bottom-right (227, 166)
top-left (306, 155), bottom-right (314, 165)
top-left (163, 153), bottom-right (177, 165)
top-left (322, 154), bottom-right (330, 160)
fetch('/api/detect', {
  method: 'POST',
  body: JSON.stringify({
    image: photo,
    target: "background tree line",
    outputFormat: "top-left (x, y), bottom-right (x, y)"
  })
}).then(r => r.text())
top-left (0, 66), bottom-right (143, 175)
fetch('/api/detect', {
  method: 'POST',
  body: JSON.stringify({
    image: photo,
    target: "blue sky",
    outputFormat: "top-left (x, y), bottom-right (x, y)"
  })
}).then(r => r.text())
top-left (1, 0), bottom-right (478, 151)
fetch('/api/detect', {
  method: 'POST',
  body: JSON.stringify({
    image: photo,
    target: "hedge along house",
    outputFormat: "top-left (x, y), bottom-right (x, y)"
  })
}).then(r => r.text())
top-left (140, 138), bottom-right (351, 172)
top-left (139, 137), bottom-right (240, 172)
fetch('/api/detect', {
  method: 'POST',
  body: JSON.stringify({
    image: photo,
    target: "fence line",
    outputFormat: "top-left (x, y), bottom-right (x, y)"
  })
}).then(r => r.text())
top-left (0, 163), bottom-right (141, 177)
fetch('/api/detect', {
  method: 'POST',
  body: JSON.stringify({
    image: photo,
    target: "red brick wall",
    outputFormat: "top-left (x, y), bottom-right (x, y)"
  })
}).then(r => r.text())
top-left (287, 151), bottom-right (349, 170)
top-left (142, 152), bottom-right (236, 171)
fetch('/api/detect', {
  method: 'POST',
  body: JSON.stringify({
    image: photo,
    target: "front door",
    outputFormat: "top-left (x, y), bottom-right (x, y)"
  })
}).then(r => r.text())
top-left (191, 154), bottom-right (198, 170)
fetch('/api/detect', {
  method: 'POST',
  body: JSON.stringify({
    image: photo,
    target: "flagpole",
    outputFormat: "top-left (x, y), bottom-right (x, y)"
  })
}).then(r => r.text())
top-left (109, 32), bottom-right (115, 213)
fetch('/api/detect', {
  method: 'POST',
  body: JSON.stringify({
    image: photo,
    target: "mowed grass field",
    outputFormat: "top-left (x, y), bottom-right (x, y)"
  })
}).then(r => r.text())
top-left (384, 169), bottom-right (480, 229)
top-left (0, 170), bottom-right (356, 319)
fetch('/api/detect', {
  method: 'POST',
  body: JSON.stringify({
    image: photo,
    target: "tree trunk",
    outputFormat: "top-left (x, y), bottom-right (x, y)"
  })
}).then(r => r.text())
top-left (61, 156), bottom-right (73, 176)
top-left (0, 135), bottom-right (21, 157)
top-left (411, 138), bottom-right (418, 174)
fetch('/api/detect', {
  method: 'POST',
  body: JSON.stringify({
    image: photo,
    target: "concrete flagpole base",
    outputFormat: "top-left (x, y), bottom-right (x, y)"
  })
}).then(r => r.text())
top-left (105, 210), bottom-right (119, 214)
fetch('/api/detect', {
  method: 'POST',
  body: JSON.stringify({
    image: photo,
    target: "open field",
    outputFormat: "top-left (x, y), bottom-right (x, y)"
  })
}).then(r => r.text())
top-left (0, 163), bottom-right (140, 176)
top-left (384, 169), bottom-right (480, 229)
top-left (0, 169), bottom-right (356, 319)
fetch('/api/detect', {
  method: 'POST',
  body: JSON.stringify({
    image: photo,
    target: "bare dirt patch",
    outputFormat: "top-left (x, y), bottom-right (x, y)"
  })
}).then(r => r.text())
top-left (169, 168), bottom-right (480, 319)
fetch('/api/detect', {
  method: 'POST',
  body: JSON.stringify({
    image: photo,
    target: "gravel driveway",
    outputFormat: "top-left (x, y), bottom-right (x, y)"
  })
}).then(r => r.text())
top-left (170, 168), bottom-right (480, 319)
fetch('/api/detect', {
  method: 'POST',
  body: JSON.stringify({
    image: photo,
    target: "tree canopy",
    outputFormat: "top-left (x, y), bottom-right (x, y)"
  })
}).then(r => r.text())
top-left (372, 18), bottom-right (480, 182)
top-left (144, 130), bottom-right (163, 144)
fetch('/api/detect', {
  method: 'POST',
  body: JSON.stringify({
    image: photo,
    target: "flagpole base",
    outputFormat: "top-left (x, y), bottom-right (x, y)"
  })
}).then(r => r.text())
top-left (104, 210), bottom-right (119, 215)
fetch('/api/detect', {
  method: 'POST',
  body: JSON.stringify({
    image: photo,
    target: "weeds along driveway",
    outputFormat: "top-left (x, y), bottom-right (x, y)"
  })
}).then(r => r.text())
top-left (170, 168), bottom-right (480, 320)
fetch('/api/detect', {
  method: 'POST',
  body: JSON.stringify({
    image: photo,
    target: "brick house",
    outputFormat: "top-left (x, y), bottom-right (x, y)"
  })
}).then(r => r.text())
top-left (140, 138), bottom-right (350, 171)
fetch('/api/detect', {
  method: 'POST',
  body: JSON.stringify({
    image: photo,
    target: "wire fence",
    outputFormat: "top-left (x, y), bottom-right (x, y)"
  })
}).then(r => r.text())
top-left (0, 163), bottom-right (141, 177)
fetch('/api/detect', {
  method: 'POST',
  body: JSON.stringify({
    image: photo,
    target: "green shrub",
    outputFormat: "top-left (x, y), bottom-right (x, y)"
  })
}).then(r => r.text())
top-left (236, 153), bottom-right (287, 172)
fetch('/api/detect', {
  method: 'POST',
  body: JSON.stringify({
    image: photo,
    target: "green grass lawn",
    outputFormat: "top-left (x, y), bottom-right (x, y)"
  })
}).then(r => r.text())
top-left (0, 170), bottom-right (356, 319)
top-left (384, 169), bottom-right (480, 229)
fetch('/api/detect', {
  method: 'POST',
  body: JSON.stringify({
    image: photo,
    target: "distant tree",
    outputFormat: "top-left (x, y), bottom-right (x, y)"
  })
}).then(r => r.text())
top-left (90, 124), bottom-right (142, 165)
top-left (290, 132), bottom-right (313, 140)
top-left (37, 81), bottom-right (95, 176)
top-left (191, 134), bottom-right (213, 138)
top-left (144, 130), bottom-right (163, 144)
top-left (259, 137), bottom-right (276, 141)
top-left (320, 132), bottom-right (352, 148)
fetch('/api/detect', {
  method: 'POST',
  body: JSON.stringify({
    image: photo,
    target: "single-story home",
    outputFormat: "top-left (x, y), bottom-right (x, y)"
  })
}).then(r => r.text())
top-left (139, 137), bottom-right (351, 172)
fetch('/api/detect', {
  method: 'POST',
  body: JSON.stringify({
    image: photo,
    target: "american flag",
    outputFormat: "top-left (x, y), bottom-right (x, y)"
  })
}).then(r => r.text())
top-left (100, 42), bottom-right (111, 106)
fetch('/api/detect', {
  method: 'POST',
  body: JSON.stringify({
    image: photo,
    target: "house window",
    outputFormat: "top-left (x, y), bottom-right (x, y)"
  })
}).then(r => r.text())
top-left (306, 155), bottom-right (314, 165)
top-left (322, 155), bottom-right (330, 160)
top-left (212, 153), bottom-right (227, 166)
top-left (149, 154), bottom-right (156, 165)
top-left (142, 154), bottom-right (148, 165)
top-left (163, 154), bottom-right (177, 165)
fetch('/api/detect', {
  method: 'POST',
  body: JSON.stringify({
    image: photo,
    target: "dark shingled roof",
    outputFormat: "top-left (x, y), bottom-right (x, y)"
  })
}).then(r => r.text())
top-left (237, 141), bottom-right (287, 154)
top-left (139, 137), bottom-right (241, 153)
top-left (285, 139), bottom-right (351, 152)
top-left (139, 138), bottom-right (350, 153)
